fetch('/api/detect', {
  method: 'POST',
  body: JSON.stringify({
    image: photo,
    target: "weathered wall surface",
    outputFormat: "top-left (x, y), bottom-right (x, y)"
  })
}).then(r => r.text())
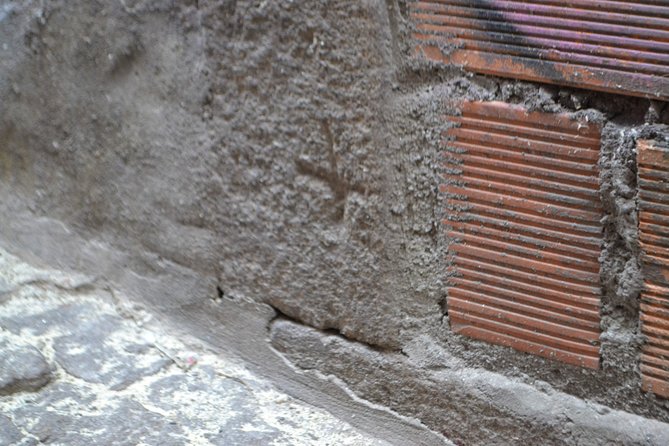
top-left (1, 0), bottom-right (668, 444)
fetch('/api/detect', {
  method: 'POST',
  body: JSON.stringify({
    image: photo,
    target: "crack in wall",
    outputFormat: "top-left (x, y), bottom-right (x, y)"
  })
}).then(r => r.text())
top-left (265, 302), bottom-right (405, 357)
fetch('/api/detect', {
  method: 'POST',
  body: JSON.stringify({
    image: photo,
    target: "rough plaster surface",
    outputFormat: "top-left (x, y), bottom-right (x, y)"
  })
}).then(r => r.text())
top-left (0, 247), bottom-right (393, 446)
top-left (271, 318), bottom-right (669, 445)
top-left (1, 0), bottom-right (669, 443)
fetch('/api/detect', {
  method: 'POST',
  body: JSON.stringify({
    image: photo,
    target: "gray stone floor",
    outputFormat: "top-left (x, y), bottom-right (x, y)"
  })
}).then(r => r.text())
top-left (0, 247), bottom-right (389, 446)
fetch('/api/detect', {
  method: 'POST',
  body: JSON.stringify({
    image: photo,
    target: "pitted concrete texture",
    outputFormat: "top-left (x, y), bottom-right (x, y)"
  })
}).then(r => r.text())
top-left (0, 247), bottom-right (390, 446)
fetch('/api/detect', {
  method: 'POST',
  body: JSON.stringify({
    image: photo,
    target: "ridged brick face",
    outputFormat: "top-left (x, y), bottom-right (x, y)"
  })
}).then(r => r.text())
top-left (638, 140), bottom-right (669, 398)
top-left (442, 101), bottom-right (603, 369)
top-left (410, 1), bottom-right (669, 100)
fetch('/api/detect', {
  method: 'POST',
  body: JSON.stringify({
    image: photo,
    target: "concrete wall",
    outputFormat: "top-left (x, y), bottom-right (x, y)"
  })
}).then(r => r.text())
top-left (1, 1), bottom-right (668, 444)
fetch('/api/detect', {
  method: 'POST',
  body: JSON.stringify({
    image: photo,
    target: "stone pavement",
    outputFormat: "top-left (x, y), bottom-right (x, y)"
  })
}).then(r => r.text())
top-left (0, 247), bottom-right (389, 446)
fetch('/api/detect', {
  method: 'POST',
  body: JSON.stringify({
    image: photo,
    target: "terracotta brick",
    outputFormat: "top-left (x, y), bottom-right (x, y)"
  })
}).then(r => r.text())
top-left (411, 1), bottom-right (669, 100)
top-left (443, 101), bottom-right (602, 369)
top-left (637, 140), bottom-right (669, 398)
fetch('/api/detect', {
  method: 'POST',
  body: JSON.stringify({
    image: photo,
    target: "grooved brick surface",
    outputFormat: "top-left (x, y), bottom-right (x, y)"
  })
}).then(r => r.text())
top-left (442, 101), bottom-right (603, 369)
top-left (411, 1), bottom-right (669, 101)
top-left (638, 140), bottom-right (669, 399)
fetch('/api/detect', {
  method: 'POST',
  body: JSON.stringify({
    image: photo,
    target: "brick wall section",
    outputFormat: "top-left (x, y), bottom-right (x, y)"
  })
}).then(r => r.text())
top-left (411, 0), bottom-right (669, 402)
top-left (638, 140), bottom-right (669, 398)
top-left (442, 101), bottom-right (603, 369)
top-left (410, 1), bottom-right (669, 100)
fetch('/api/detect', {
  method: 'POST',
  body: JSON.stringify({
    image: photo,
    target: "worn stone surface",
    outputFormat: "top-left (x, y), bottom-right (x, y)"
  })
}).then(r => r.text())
top-left (0, 299), bottom-right (172, 391)
top-left (0, 415), bottom-right (23, 446)
top-left (13, 389), bottom-right (184, 446)
top-left (50, 307), bottom-right (171, 390)
top-left (0, 336), bottom-right (51, 395)
top-left (0, 248), bottom-right (392, 446)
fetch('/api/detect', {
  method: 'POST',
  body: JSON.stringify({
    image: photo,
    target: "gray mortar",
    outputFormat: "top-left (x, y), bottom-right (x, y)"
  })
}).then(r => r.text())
top-left (1, 0), bottom-right (669, 443)
top-left (598, 122), bottom-right (669, 405)
top-left (271, 318), bottom-right (669, 446)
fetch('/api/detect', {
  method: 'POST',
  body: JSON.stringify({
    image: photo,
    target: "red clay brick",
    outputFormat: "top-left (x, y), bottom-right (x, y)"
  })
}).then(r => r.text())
top-left (637, 140), bottom-right (669, 398)
top-left (411, 1), bottom-right (669, 100)
top-left (444, 101), bottom-right (602, 369)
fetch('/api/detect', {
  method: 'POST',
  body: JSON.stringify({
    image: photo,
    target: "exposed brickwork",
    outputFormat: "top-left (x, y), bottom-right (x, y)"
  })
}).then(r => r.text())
top-left (638, 140), bottom-right (669, 398)
top-left (442, 101), bottom-right (603, 369)
top-left (410, 1), bottom-right (669, 100)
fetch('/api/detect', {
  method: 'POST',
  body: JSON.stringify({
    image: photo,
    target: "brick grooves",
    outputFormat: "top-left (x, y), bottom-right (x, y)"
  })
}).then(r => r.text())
top-left (410, 0), bottom-right (669, 100)
top-left (638, 140), bottom-right (669, 398)
top-left (442, 101), bottom-right (603, 369)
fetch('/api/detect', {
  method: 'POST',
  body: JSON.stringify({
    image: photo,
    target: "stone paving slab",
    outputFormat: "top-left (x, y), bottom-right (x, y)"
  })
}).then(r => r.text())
top-left (0, 248), bottom-right (389, 446)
